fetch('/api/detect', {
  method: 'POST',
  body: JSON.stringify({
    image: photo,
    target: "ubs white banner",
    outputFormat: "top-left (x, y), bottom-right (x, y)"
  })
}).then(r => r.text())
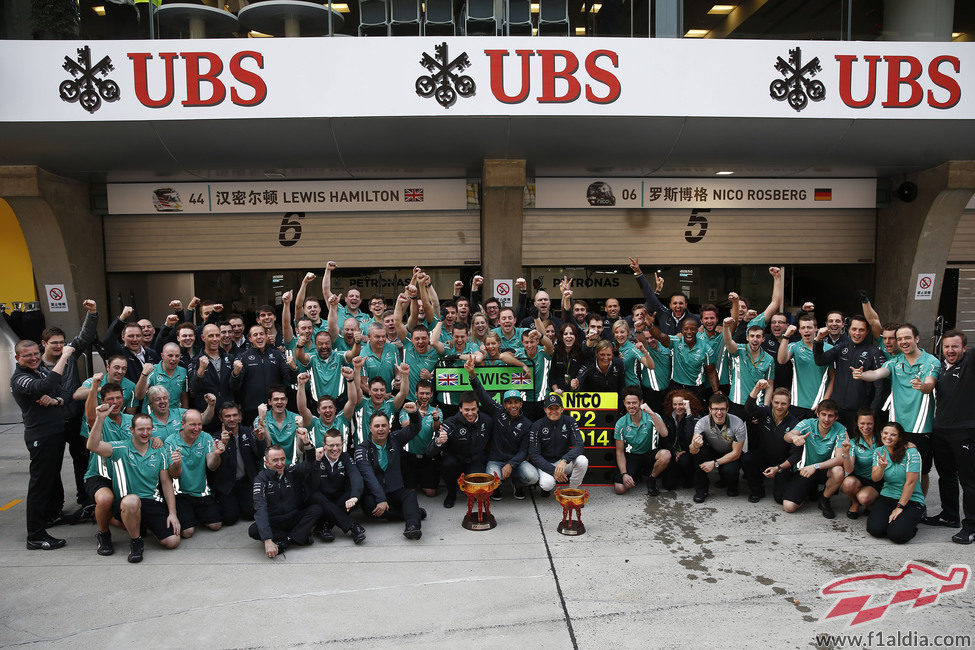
top-left (0, 38), bottom-right (971, 121)
top-left (107, 179), bottom-right (466, 214)
top-left (535, 178), bottom-right (877, 209)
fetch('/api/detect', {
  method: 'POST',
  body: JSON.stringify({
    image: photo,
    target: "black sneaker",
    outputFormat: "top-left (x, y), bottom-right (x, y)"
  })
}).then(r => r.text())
top-left (748, 490), bottom-right (764, 503)
top-left (96, 531), bottom-right (114, 556)
top-left (317, 526), bottom-right (335, 543)
top-left (818, 496), bottom-right (836, 519)
top-left (276, 538), bottom-right (291, 553)
top-left (419, 507), bottom-right (427, 520)
top-left (46, 512), bottom-right (70, 528)
top-left (403, 524), bottom-right (422, 540)
top-left (726, 487), bottom-right (740, 497)
top-left (646, 475), bottom-right (659, 497)
top-left (350, 523), bottom-right (367, 545)
top-left (73, 504), bottom-right (96, 524)
top-left (26, 532), bottom-right (66, 551)
top-left (443, 491), bottom-right (456, 509)
top-left (127, 537), bottom-right (144, 563)
top-left (538, 489), bottom-right (551, 498)
top-left (846, 509), bottom-right (860, 520)
top-left (951, 528), bottom-right (975, 545)
top-left (490, 490), bottom-right (503, 502)
top-left (922, 512), bottom-right (960, 527)
top-left (513, 486), bottom-right (526, 500)
top-left (693, 492), bottom-right (708, 504)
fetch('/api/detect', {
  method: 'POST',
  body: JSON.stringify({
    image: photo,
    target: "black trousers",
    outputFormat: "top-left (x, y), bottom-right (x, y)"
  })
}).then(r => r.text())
top-left (867, 497), bottom-right (924, 544)
top-left (741, 447), bottom-right (792, 502)
top-left (440, 454), bottom-right (486, 495)
top-left (691, 446), bottom-right (741, 494)
top-left (63, 413), bottom-right (88, 504)
top-left (214, 477), bottom-right (255, 525)
top-left (309, 491), bottom-right (356, 532)
top-left (660, 451), bottom-right (696, 490)
top-left (248, 503), bottom-right (323, 545)
top-left (403, 453), bottom-right (440, 491)
top-left (932, 427), bottom-right (975, 529)
top-left (26, 436), bottom-right (66, 538)
top-left (360, 487), bottom-right (421, 527)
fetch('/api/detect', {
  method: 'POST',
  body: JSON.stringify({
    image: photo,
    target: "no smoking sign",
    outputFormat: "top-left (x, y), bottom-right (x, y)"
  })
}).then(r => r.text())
top-left (914, 273), bottom-right (935, 301)
top-left (493, 279), bottom-right (513, 307)
top-left (45, 284), bottom-right (69, 312)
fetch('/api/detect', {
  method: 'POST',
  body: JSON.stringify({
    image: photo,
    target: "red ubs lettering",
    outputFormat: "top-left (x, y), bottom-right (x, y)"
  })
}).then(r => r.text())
top-left (128, 50), bottom-right (267, 108)
top-left (484, 49), bottom-right (621, 104)
top-left (835, 53), bottom-right (960, 109)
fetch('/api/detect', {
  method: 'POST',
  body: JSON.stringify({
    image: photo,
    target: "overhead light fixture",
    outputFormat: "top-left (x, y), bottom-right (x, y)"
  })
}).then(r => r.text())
top-left (715, 170), bottom-right (734, 175)
top-left (332, 3), bottom-right (350, 12)
top-left (707, 4), bottom-right (736, 14)
top-left (591, 3), bottom-right (602, 12)
top-left (248, 30), bottom-right (274, 37)
top-left (575, 26), bottom-right (586, 35)
top-left (684, 29), bottom-right (709, 37)
top-left (530, 3), bottom-right (539, 13)
top-left (532, 27), bottom-right (538, 35)
top-left (952, 32), bottom-right (963, 39)
top-left (92, 5), bottom-right (106, 15)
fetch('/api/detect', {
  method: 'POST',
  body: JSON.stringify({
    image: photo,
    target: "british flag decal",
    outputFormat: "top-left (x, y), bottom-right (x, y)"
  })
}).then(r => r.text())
top-left (510, 371), bottom-right (533, 386)
top-left (438, 372), bottom-right (459, 387)
top-left (405, 188), bottom-right (424, 202)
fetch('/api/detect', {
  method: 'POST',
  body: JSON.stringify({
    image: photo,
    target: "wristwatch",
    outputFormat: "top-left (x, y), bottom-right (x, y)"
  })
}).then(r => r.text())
top-left (813, 463), bottom-right (820, 470)
top-left (713, 460), bottom-right (720, 470)
top-left (896, 502), bottom-right (907, 509)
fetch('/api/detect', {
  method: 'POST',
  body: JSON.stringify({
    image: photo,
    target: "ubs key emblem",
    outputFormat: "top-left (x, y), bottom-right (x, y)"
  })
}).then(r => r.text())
top-left (59, 46), bottom-right (120, 114)
top-left (416, 42), bottom-right (475, 109)
top-left (769, 46), bottom-right (825, 112)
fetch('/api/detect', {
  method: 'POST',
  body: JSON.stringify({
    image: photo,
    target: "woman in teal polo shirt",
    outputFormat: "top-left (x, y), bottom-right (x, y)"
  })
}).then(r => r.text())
top-left (840, 408), bottom-right (883, 520)
top-left (867, 422), bottom-right (925, 543)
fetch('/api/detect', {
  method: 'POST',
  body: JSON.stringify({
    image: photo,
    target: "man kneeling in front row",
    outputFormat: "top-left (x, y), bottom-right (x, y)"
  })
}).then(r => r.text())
top-left (249, 443), bottom-right (324, 558)
top-left (86, 404), bottom-right (181, 562)
top-left (530, 394), bottom-right (589, 494)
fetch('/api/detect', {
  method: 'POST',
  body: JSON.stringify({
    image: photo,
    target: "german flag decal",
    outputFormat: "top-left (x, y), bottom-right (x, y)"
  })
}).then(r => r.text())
top-left (814, 188), bottom-right (832, 201)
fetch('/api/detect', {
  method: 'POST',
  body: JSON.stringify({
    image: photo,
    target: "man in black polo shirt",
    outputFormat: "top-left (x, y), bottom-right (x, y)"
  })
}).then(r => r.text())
top-left (11, 340), bottom-right (77, 550)
top-left (101, 306), bottom-right (161, 383)
top-left (303, 429), bottom-right (367, 544)
top-left (926, 330), bottom-right (975, 544)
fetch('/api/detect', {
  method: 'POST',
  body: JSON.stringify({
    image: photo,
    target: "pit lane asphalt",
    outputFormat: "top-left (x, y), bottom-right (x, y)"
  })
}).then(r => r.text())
top-left (0, 422), bottom-right (971, 649)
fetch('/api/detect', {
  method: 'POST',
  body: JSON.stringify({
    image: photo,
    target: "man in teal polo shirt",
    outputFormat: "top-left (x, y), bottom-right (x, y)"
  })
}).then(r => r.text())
top-left (648, 318), bottom-right (718, 402)
top-left (393, 292), bottom-right (446, 400)
top-left (134, 343), bottom-right (188, 412)
top-left (295, 330), bottom-right (359, 403)
top-left (354, 362), bottom-right (410, 447)
top-left (296, 368), bottom-right (360, 451)
top-left (74, 354), bottom-right (136, 413)
top-left (165, 409), bottom-right (225, 538)
top-left (777, 314), bottom-right (833, 417)
top-left (492, 307), bottom-right (528, 361)
top-left (723, 319), bottom-right (775, 416)
top-left (362, 321), bottom-right (400, 392)
top-left (82, 377), bottom-right (135, 556)
top-left (613, 388), bottom-right (670, 496)
top-left (781, 399), bottom-right (848, 518)
top-left (851, 322), bottom-right (940, 494)
top-left (86, 405), bottom-right (181, 563)
top-left (254, 386), bottom-right (303, 465)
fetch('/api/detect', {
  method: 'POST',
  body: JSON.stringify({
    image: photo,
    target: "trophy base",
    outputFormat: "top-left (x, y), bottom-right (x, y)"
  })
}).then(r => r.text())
top-left (462, 514), bottom-right (497, 531)
top-left (557, 520), bottom-right (586, 536)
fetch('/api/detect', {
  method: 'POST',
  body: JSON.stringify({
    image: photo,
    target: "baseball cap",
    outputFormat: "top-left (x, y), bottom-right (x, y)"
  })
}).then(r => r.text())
top-left (502, 390), bottom-right (523, 402)
top-left (544, 394), bottom-right (562, 409)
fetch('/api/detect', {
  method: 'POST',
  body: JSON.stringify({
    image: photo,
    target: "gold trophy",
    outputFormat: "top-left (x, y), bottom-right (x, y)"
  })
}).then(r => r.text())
top-left (554, 487), bottom-right (589, 535)
top-left (457, 473), bottom-right (501, 531)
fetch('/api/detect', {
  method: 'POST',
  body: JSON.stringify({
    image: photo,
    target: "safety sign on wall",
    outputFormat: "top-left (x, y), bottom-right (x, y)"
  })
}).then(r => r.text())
top-left (494, 279), bottom-right (513, 307)
top-left (914, 273), bottom-right (936, 301)
top-left (45, 284), bottom-right (68, 312)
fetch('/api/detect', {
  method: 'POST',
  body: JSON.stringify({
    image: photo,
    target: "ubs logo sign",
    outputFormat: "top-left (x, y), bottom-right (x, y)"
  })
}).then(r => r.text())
top-left (59, 46), bottom-right (120, 114)
top-left (769, 46), bottom-right (825, 112)
top-left (416, 42), bottom-right (476, 109)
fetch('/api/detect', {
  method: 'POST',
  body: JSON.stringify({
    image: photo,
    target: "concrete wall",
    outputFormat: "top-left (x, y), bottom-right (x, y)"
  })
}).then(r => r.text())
top-left (480, 160), bottom-right (527, 295)
top-left (876, 162), bottom-right (975, 346)
top-left (0, 166), bottom-right (106, 336)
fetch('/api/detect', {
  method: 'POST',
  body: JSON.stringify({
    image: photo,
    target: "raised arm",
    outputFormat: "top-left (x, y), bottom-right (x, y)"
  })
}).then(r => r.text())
top-left (322, 260), bottom-right (337, 304)
top-left (295, 272), bottom-right (315, 319)
top-left (430, 320), bottom-right (445, 354)
top-left (392, 292), bottom-right (411, 342)
top-left (84, 372), bottom-right (103, 427)
top-left (341, 366), bottom-right (360, 420)
top-left (85, 402), bottom-right (115, 457)
top-left (860, 292), bottom-right (884, 339)
top-left (758, 267), bottom-right (784, 324)
top-left (777, 325), bottom-right (797, 363)
top-left (629, 257), bottom-right (669, 316)
top-left (296, 372), bottom-right (314, 426)
top-left (393, 362), bottom-right (410, 410)
top-left (281, 290), bottom-right (295, 343)
top-left (722, 317), bottom-right (739, 355)
top-left (326, 292), bottom-right (341, 342)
